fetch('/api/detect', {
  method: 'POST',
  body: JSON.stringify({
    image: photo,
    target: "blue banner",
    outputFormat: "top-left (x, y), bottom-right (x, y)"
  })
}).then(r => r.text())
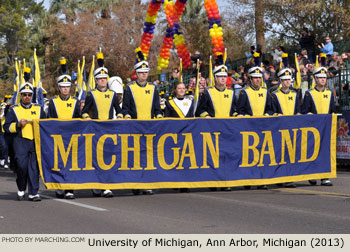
top-left (33, 114), bottom-right (337, 190)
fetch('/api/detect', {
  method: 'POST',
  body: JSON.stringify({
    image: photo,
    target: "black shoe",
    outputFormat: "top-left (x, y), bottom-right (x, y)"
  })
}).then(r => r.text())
top-left (92, 189), bottom-right (101, 197)
top-left (220, 187), bottom-right (232, 191)
top-left (102, 190), bottom-right (114, 198)
top-left (17, 191), bottom-right (25, 201)
top-left (309, 180), bottom-right (317, 186)
top-left (257, 185), bottom-right (268, 190)
top-left (209, 187), bottom-right (217, 191)
top-left (244, 186), bottom-right (251, 190)
top-left (142, 189), bottom-right (154, 195)
top-left (17, 195), bottom-right (25, 201)
top-left (55, 190), bottom-right (65, 199)
top-left (284, 182), bottom-right (296, 188)
top-left (132, 189), bottom-right (141, 195)
top-left (179, 188), bottom-right (190, 193)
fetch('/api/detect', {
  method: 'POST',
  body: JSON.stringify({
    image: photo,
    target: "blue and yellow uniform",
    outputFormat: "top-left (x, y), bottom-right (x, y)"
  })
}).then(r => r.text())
top-left (81, 87), bottom-right (122, 119)
top-left (272, 89), bottom-right (301, 115)
top-left (237, 85), bottom-right (273, 116)
top-left (164, 97), bottom-right (195, 118)
top-left (122, 81), bottom-right (163, 119)
top-left (301, 87), bottom-right (335, 114)
top-left (48, 96), bottom-right (80, 119)
top-left (4, 103), bottom-right (46, 198)
top-left (302, 67), bottom-right (335, 186)
top-left (49, 72), bottom-right (81, 199)
top-left (196, 86), bottom-right (236, 117)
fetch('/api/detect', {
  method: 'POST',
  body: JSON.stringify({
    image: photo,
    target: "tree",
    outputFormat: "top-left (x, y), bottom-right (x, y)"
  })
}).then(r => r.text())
top-left (255, 0), bottom-right (266, 53)
top-left (81, 0), bottom-right (121, 19)
top-left (45, 0), bottom-right (149, 94)
top-left (229, 0), bottom-right (350, 51)
top-left (0, 0), bottom-right (44, 80)
top-left (180, 0), bottom-right (213, 60)
top-left (264, 0), bottom-right (350, 44)
top-left (49, 0), bottom-right (82, 22)
top-left (49, 0), bottom-right (121, 20)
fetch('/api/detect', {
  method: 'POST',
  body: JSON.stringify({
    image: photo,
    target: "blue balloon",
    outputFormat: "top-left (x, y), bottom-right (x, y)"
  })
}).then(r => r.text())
top-left (144, 22), bottom-right (155, 28)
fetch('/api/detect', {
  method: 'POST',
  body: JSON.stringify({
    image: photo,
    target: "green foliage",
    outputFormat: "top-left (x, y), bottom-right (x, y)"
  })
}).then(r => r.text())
top-left (0, 0), bottom-right (44, 82)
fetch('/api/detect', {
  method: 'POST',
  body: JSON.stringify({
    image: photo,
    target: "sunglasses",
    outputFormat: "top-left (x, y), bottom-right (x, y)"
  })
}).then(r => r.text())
top-left (21, 93), bottom-right (32, 97)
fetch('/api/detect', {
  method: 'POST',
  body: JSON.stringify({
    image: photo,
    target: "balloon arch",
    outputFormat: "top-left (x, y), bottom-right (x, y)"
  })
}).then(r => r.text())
top-left (138, 0), bottom-right (225, 71)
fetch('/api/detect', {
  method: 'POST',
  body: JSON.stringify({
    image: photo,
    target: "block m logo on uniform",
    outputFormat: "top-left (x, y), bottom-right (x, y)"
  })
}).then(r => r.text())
top-left (224, 94), bottom-right (229, 98)
top-left (67, 103), bottom-right (72, 107)
top-left (31, 111), bottom-right (36, 115)
top-left (288, 97), bottom-right (293, 100)
top-left (324, 95), bottom-right (328, 98)
top-left (258, 94), bottom-right (263, 97)
top-left (105, 95), bottom-right (110, 99)
top-left (145, 90), bottom-right (150, 94)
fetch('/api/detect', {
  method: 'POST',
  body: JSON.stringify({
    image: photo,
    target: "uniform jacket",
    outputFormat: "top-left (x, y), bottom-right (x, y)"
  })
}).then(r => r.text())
top-left (164, 97), bottom-right (195, 118)
top-left (301, 87), bottom-right (335, 114)
top-left (196, 86), bottom-right (236, 118)
top-left (81, 87), bottom-right (122, 119)
top-left (271, 89), bottom-right (301, 115)
top-left (122, 81), bottom-right (162, 119)
top-left (4, 103), bottom-right (46, 140)
top-left (48, 95), bottom-right (80, 119)
top-left (237, 85), bottom-right (273, 116)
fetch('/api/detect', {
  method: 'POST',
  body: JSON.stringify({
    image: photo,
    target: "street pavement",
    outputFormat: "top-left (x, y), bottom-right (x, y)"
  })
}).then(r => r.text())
top-left (0, 168), bottom-right (350, 234)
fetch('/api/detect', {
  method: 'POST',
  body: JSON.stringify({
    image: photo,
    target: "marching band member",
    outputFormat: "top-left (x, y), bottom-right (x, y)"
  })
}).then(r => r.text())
top-left (302, 66), bottom-right (335, 186)
top-left (4, 73), bottom-right (46, 201)
top-left (237, 66), bottom-right (273, 117)
top-left (81, 51), bottom-right (123, 198)
top-left (196, 53), bottom-right (235, 191)
top-left (272, 69), bottom-right (301, 116)
top-left (196, 54), bottom-right (236, 118)
top-left (237, 53), bottom-right (273, 190)
top-left (81, 52), bottom-right (123, 121)
top-left (122, 48), bottom-right (163, 195)
top-left (164, 82), bottom-right (195, 118)
top-left (48, 58), bottom-right (80, 199)
top-left (164, 82), bottom-right (194, 193)
top-left (271, 67), bottom-right (301, 188)
top-left (122, 48), bottom-right (163, 120)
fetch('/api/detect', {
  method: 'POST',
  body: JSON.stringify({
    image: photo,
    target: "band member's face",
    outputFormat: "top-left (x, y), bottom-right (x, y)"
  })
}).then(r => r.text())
top-left (59, 86), bottom-right (71, 97)
top-left (216, 75), bottom-right (227, 86)
top-left (175, 83), bottom-right (186, 98)
top-left (316, 77), bottom-right (327, 87)
top-left (138, 72), bottom-right (149, 82)
top-left (97, 77), bottom-right (108, 89)
top-left (281, 79), bottom-right (292, 89)
top-left (21, 92), bottom-right (32, 105)
top-left (251, 77), bottom-right (261, 88)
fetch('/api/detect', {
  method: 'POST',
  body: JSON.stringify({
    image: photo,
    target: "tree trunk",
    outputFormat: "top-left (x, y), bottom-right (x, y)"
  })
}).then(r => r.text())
top-left (44, 40), bottom-right (51, 77)
top-left (101, 8), bottom-right (111, 19)
top-left (255, 0), bottom-right (266, 54)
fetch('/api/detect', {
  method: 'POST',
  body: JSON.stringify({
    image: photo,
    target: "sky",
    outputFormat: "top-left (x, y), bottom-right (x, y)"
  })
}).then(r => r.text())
top-left (37, 0), bottom-right (228, 12)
